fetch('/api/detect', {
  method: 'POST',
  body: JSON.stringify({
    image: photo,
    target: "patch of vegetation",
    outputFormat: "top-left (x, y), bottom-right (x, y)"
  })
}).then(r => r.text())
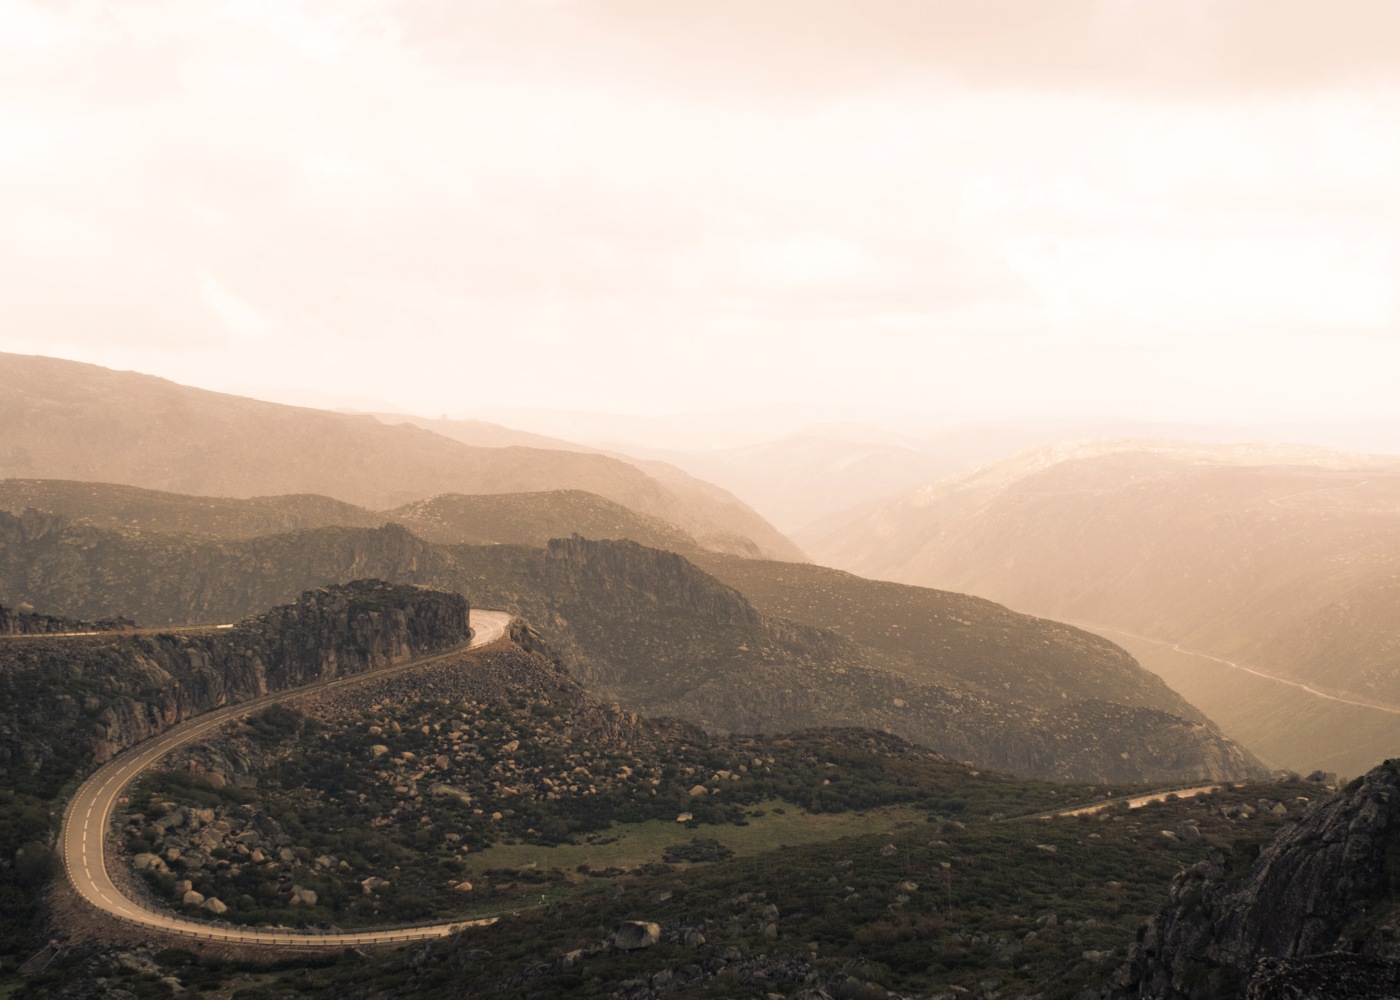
top-left (661, 837), bottom-right (734, 864)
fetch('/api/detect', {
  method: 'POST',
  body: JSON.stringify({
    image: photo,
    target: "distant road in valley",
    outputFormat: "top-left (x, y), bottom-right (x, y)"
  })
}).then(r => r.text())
top-left (1079, 622), bottom-right (1400, 717)
top-left (1044, 784), bottom-right (1224, 819)
top-left (61, 609), bottom-right (513, 949)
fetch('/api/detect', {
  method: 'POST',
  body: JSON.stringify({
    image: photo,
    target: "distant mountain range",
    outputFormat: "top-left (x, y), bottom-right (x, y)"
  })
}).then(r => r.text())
top-left (802, 439), bottom-right (1400, 774)
top-left (0, 352), bottom-right (800, 560)
top-left (600, 430), bottom-right (962, 534)
top-left (442, 409), bottom-right (1400, 534)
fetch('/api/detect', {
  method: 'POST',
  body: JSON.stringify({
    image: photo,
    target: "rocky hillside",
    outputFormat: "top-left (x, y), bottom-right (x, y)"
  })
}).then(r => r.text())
top-left (0, 478), bottom-right (385, 538)
top-left (0, 352), bottom-right (799, 559)
top-left (0, 477), bottom-right (706, 556)
top-left (0, 580), bottom-right (468, 791)
top-left (0, 508), bottom-right (458, 624)
top-left (0, 602), bottom-right (132, 635)
top-left (1113, 759), bottom-right (1400, 999)
top-left (387, 490), bottom-right (702, 552)
top-left (696, 554), bottom-right (1206, 719)
top-left (0, 511), bottom-right (1265, 785)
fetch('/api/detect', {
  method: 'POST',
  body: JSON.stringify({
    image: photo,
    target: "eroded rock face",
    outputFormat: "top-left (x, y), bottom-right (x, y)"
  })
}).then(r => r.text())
top-left (0, 580), bottom-right (469, 783)
top-left (0, 591), bottom-right (133, 635)
top-left (613, 921), bottom-right (661, 951)
top-left (1114, 760), bottom-right (1400, 999)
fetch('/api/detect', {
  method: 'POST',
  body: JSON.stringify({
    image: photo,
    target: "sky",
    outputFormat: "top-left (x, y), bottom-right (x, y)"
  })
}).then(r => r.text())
top-left (3, 0), bottom-right (1400, 425)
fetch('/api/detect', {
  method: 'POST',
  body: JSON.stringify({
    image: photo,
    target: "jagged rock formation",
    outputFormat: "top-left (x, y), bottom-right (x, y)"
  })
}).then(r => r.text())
top-left (0, 602), bottom-right (132, 635)
top-left (0, 580), bottom-right (468, 790)
top-left (1113, 760), bottom-right (1400, 998)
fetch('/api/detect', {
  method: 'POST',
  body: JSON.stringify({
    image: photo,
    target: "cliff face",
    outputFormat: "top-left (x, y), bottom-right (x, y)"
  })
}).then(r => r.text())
top-left (1114, 760), bottom-right (1400, 999)
top-left (0, 509), bottom-right (454, 624)
top-left (0, 580), bottom-right (468, 792)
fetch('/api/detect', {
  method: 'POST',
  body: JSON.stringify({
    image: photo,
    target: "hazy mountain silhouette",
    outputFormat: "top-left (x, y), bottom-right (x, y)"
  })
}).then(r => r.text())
top-left (804, 439), bottom-right (1400, 774)
top-left (0, 353), bottom-right (800, 560)
top-left (369, 411), bottom-right (807, 558)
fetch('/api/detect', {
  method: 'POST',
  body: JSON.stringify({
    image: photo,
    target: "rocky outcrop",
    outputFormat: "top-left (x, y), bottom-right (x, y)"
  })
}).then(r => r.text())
top-left (0, 509), bottom-right (458, 624)
top-left (0, 601), bottom-right (132, 635)
top-left (1114, 760), bottom-right (1400, 998)
top-left (0, 580), bottom-right (469, 789)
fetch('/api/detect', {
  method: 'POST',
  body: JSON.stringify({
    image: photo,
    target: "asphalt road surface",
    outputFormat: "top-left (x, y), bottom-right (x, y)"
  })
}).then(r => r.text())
top-left (61, 609), bottom-right (513, 948)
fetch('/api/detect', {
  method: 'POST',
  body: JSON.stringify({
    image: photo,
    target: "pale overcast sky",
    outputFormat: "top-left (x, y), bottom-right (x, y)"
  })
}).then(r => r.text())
top-left (2, 1), bottom-right (1399, 422)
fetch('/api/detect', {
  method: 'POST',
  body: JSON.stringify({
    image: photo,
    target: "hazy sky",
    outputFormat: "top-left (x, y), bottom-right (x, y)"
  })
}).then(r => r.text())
top-left (3, 1), bottom-right (1399, 422)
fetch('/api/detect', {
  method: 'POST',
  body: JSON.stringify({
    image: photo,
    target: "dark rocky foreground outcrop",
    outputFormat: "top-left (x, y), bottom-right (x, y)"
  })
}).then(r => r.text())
top-left (1112, 759), bottom-right (1400, 998)
top-left (0, 580), bottom-right (468, 791)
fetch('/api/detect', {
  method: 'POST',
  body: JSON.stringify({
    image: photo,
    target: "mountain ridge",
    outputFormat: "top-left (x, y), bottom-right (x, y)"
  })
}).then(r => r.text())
top-left (0, 352), bottom-right (800, 560)
top-left (0, 508), bottom-right (1265, 785)
top-left (800, 439), bottom-right (1400, 775)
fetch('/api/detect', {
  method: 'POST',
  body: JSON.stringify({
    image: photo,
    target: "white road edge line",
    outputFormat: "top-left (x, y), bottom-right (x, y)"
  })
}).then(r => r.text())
top-left (60, 609), bottom-right (512, 948)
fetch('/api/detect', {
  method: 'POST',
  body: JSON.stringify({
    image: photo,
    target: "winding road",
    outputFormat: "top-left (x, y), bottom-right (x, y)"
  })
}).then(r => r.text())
top-left (1078, 621), bottom-right (1400, 718)
top-left (1042, 783), bottom-right (1224, 819)
top-left (61, 608), bottom-right (513, 949)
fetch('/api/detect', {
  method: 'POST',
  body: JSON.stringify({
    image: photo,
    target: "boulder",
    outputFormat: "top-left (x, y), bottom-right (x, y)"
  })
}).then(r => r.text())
top-left (613, 921), bottom-right (661, 950)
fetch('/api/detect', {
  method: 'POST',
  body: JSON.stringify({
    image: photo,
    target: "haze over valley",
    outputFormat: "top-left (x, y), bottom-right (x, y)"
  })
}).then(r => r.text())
top-left (5, 2), bottom-right (1400, 997)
